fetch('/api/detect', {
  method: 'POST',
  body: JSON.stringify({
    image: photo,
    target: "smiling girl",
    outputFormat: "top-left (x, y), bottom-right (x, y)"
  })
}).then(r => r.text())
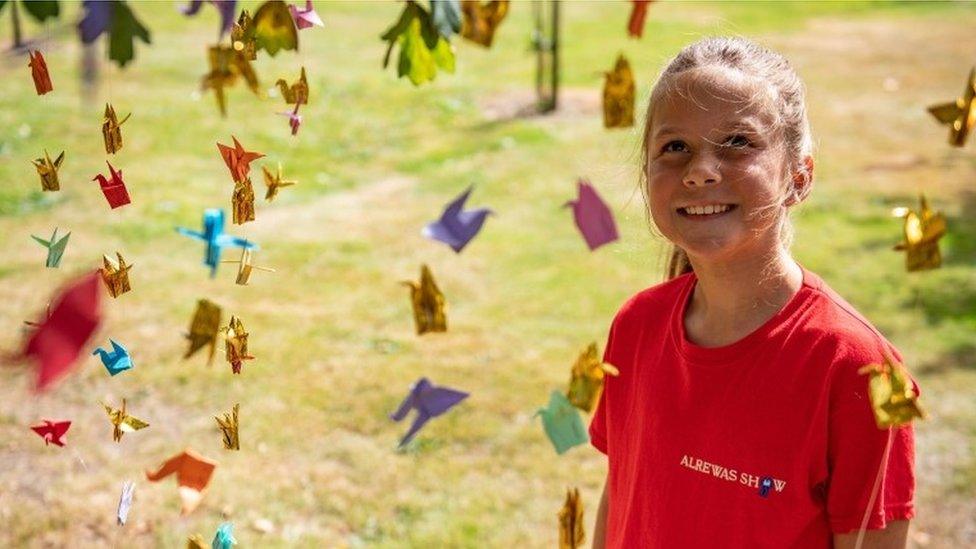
top-left (590, 38), bottom-right (916, 548)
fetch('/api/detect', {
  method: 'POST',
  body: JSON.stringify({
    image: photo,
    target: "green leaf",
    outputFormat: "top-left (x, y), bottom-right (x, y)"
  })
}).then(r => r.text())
top-left (108, 1), bottom-right (151, 68)
top-left (21, 0), bottom-right (59, 22)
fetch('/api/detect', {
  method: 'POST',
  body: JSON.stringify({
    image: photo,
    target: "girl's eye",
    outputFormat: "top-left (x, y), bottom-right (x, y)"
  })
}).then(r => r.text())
top-left (661, 140), bottom-right (688, 153)
top-left (723, 135), bottom-right (752, 149)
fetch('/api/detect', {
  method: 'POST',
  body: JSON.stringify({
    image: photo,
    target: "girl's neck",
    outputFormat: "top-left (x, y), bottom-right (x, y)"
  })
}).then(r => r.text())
top-left (684, 248), bottom-right (803, 348)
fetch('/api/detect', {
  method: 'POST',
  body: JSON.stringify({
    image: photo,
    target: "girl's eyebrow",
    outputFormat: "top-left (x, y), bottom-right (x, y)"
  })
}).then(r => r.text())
top-left (652, 125), bottom-right (683, 138)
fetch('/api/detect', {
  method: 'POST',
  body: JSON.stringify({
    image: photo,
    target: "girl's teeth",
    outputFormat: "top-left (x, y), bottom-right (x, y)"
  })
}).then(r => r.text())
top-left (683, 204), bottom-right (731, 215)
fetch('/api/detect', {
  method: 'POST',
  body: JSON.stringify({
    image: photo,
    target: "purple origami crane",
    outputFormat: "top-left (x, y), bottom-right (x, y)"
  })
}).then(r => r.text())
top-left (277, 103), bottom-right (302, 136)
top-left (289, 1), bottom-right (324, 30)
top-left (422, 186), bottom-right (493, 253)
top-left (389, 377), bottom-right (468, 448)
top-left (180, 0), bottom-right (238, 37)
top-left (564, 178), bottom-right (619, 251)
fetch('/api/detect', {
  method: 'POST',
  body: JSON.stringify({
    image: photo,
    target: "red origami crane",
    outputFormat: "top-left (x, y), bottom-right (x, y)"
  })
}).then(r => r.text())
top-left (627, 0), bottom-right (652, 38)
top-left (93, 161), bottom-right (131, 209)
top-left (28, 50), bottom-right (53, 95)
top-left (20, 272), bottom-right (102, 392)
top-left (145, 448), bottom-right (218, 515)
top-left (217, 136), bottom-right (264, 183)
top-left (31, 420), bottom-right (72, 446)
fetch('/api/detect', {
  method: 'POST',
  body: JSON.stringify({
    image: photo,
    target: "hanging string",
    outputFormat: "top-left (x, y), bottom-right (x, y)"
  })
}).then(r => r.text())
top-left (853, 427), bottom-right (895, 549)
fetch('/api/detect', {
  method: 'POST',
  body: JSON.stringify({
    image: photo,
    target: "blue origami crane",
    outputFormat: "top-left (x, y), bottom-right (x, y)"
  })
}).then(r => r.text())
top-left (422, 185), bottom-right (493, 253)
top-left (176, 209), bottom-right (256, 277)
top-left (92, 339), bottom-right (133, 376)
top-left (389, 377), bottom-right (468, 448)
top-left (536, 390), bottom-right (589, 455)
top-left (212, 522), bottom-right (236, 549)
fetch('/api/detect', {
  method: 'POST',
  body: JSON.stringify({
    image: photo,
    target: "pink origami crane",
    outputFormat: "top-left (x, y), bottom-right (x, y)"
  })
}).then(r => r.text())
top-left (20, 272), bottom-right (103, 392)
top-left (564, 178), bottom-right (619, 251)
top-left (277, 103), bottom-right (302, 136)
top-left (31, 420), bottom-right (72, 446)
top-left (93, 161), bottom-right (132, 209)
top-left (289, 1), bottom-right (323, 30)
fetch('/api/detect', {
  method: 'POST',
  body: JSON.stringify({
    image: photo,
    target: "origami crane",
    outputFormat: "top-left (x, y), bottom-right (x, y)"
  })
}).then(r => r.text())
top-left (31, 149), bottom-right (65, 191)
top-left (858, 355), bottom-right (924, 429)
top-left (401, 264), bottom-right (447, 335)
top-left (604, 54), bottom-right (635, 128)
top-left (423, 185), bottom-right (493, 253)
top-left (275, 66), bottom-right (308, 104)
top-left (536, 391), bottom-right (589, 455)
top-left (117, 481), bottom-right (135, 525)
top-left (390, 377), bottom-right (469, 448)
top-left (187, 534), bottom-right (207, 549)
top-left (217, 136), bottom-right (264, 183)
top-left (566, 342), bottom-right (619, 413)
top-left (277, 103), bottom-right (302, 136)
top-left (183, 298), bottom-right (222, 365)
top-left (21, 272), bottom-right (102, 392)
top-left (231, 10), bottom-right (257, 60)
top-left (103, 398), bottom-right (150, 442)
top-left (251, 0), bottom-right (299, 56)
top-left (100, 252), bottom-right (133, 298)
top-left (201, 44), bottom-right (260, 117)
top-left (222, 248), bottom-right (274, 285)
top-left (231, 178), bottom-right (256, 225)
top-left (565, 179), bottom-right (619, 251)
top-left (92, 161), bottom-right (132, 208)
top-left (927, 66), bottom-right (975, 147)
top-left (28, 50), bottom-right (53, 95)
top-left (381, 1), bottom-right (455, 86)
top-left (222, 316), bottom-right (254, 374)
top-left (892, 194), bottom-right (947, 272)
top-left (460, 0), bottom-right (509, 47)
top-left (180, 0), bottom-right (237, 37)
top-left (559, 488), bottom-right (585, 549)
top-left (102, 103), bottom-right (131, 155)
top-left (627, 0), bottom-right (652, 38)
top-left (262, 162), bottom-right (296, 201)
top-left (213, 523), bottom-right (236, 549)
top-left (92, 339), bottom-right (133, 376)
top-left (177, 209), bottom-right (257, 277)
top-left (31, 227), bottom-right (70, 268)
top-left (31, 420), bottom-right (72, 446)
top-left (145, 448), bottom-right (218, 516)
top-left (215, 403), bottom-right (240, 450)
top-left (78, 0), bottom-right (152, 68)
top-left (289, 1), bottom-right (323, 30)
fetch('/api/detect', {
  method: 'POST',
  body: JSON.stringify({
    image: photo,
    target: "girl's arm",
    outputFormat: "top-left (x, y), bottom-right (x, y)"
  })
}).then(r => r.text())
top-left (832, 520), bottom-right (909, 549)
top-left (592, 481), bottom-right (609, 549)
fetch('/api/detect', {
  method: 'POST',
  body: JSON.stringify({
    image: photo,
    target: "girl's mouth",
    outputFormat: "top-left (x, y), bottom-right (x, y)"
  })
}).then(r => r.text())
top-left (677, 204), bottom-right (737, 219)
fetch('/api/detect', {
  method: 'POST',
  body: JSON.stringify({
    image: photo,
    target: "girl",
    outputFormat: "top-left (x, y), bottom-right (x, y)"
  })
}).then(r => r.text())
top-left (590, 38), bottom-right (916, 548)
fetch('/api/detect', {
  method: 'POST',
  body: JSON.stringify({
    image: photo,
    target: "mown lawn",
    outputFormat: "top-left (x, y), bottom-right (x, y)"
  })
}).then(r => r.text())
top-left (0, 1), bottom-right (974, 547)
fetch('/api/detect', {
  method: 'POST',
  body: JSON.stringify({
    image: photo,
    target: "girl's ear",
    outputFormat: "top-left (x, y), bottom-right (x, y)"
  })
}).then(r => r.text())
top-left (785, 155), bottom-right (814, 206)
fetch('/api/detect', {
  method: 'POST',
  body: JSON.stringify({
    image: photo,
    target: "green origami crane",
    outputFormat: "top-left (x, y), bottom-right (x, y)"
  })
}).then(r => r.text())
top-left (537, 390), bottom-right (589, 455)
top-left (381, 0), bottom-right (455, 86)
top-left (31, 227), bottom-right (70, 268)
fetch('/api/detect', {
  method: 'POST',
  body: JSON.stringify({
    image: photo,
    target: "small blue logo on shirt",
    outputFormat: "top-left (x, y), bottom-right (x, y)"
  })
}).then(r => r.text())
top-left (758, 477), bottom-right (774, 497)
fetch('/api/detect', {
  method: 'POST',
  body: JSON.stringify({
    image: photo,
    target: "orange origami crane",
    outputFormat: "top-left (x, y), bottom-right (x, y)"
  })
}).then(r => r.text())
top-left (100, 252), bottom-right (133, 298)
top-left (31, 149), bottom-right (65, 191)
top-left (28, 50), bottom-right (53, 95)
top-left (145, 448), bottom-right (218, 515)
top-left (102, 103), bottom-right (132, 154)
top-left (627, 1), bottom-right (653, 39)
top-left (460, 0), bottom-right (509, 48)
top-left (217, 136), bottom-right (264, 183)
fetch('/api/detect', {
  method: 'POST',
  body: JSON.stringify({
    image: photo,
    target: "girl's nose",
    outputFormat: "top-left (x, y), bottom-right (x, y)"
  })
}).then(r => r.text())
top-left (682, 155), bottom-right (721, 187)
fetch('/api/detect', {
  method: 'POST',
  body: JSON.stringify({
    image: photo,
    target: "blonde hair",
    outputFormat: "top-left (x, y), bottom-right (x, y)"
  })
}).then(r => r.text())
top-left (639, 37), bottom-right (813, 279)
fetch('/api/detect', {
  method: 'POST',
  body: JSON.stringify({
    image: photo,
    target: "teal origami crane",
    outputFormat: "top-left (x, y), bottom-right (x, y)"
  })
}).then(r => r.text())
top-left (92, 339), bottom-right (133, 376)
top-left (536, 390), bottom-right (589, 455)
top-left (31, 227), bottom-right (71, 268)
top-left (212, 522), bottom-right (236, 549)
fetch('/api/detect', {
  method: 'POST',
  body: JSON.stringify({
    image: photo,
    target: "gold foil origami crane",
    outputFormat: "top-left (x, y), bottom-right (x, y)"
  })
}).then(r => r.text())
top-left (222, 316), bottom-right (254, 374)
top-left (559, 488), bottom-right (585, 549)
top-left (566, 343), bottom-right (619, 413)
top-left (927, 67), bottom-right (975, 147)
top-left (222, 248), bottom-right (274, 285)
top-left (187, 535), bottom-right (207, 549)
top-left (892, 194), bottom-right (947, 272)
top-left (275, 66), bottom-right (308, 105)
top-left (102, 103), bottom-right (132, 154)
top-left (28, 50), bottom-right (53, 95)
top-left (460, 0), bottom-right (509, 47)
top-left (184, 299), bottom-right (222, 365)
top-left (232, 10), bottom-right (257, 60)
top-left (201, 44), bottom-right (260, 117)
top-left (32, 149), bottom-right (65, 191)
top-left (215, 403), bottom-right (240, 450)
top-left (100, 252), bottom-right (133, 298)
top-left (262, 162), bottom-right (296, 201)
top-left (232, 178), bottom-right (256, 225)
top-left (604, 54), bottom-right (635, 128)
top-left (858, 355), bottom-right (924, 429)
top-left (402, 264), bottom-right (447, 335)
top-left (103, 398), bottom-right (150, 442)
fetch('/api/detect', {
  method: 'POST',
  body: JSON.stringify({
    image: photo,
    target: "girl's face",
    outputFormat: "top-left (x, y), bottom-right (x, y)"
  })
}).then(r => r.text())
top-left (646, 68), bottom-right (794, 266)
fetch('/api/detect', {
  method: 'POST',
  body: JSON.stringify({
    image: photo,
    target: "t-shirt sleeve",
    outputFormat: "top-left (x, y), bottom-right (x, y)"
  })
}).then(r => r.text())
top-left (588, 317), bottom-right (618, 455)
top-left (826, 348), bottom-right (917, 534)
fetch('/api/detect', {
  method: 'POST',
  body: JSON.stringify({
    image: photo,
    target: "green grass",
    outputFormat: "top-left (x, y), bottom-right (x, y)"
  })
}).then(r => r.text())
top-left (0, 1), bottom-right (975, 547)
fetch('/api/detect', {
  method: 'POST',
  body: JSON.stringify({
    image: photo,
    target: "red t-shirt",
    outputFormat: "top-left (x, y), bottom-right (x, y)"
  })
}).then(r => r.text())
top-left (589, 267), bottom-right (916, 548)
